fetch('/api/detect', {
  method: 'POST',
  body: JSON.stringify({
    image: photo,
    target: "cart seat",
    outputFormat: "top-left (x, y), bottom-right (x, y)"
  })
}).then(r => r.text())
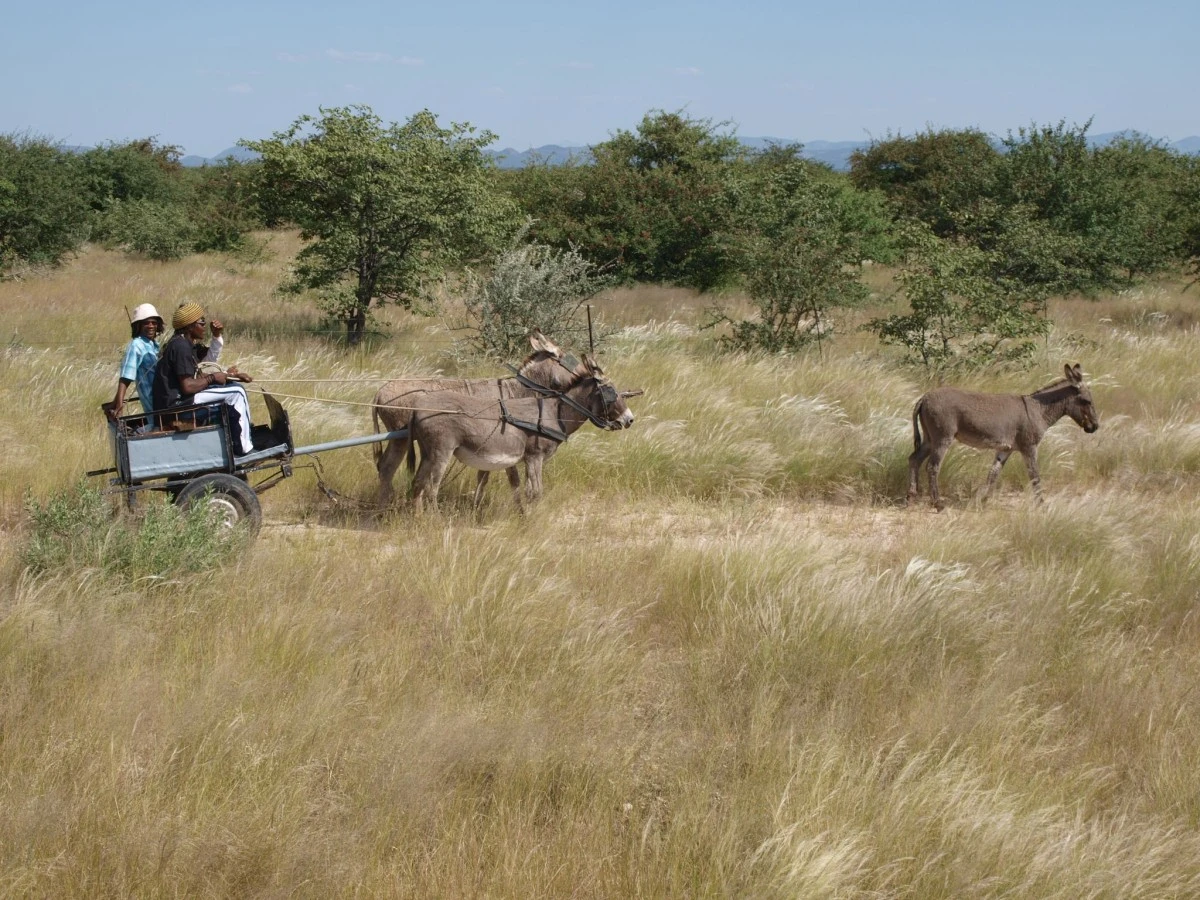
top-left (232, 391), bottom-right (293, 461)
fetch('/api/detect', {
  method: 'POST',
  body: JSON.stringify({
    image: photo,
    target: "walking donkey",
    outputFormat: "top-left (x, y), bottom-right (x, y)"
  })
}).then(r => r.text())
top-left (372, 330), bottom-right (590, 505)
top-left (406, 355), bottom-right (634, 513)
top-left (908, 363), bottom-right (1100, 511)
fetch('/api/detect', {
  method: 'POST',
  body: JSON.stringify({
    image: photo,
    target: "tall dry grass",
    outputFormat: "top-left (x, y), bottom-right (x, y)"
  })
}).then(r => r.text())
top-left (3, 242), bottom-right (1200, 896)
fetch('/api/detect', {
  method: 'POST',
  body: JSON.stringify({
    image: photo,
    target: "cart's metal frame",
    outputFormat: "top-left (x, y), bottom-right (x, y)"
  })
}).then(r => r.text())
top-left (90, 391), bottom-right (407, 534)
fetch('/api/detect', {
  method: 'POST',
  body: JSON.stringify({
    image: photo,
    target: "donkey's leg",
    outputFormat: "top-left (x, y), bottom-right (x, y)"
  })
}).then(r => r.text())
top-left (1022, 447), bottom-right (1044, 504)
top-left (506, 467), bottom-right (524, 515)
top-left (926, 441), bottom-right (953, 511)
top-left (376, 438), bottom-right (408, 506)
top-left (410, 456), bottom-right (429, 514)
top-left (907, 443), bottom-right (931, 504)
top-left (473, 471), bottom-right (491, 510)
top-left (524, 457), bottom-right (545, 503)
top-left (979, 449), bottom-right (1012, 504)
top-left (412, 451), bottom-right (453, 514)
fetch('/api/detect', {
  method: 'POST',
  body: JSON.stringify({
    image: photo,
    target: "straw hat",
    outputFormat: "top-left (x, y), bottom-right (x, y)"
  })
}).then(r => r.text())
top-left (172, 302), bottom-right (205, 329)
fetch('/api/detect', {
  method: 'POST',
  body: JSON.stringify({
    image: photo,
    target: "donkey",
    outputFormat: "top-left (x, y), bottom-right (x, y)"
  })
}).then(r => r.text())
top-left (406, 356), bottom-right (634, 514)
top-left (372, 330), bottom-right (590, 505)
top-left (908, 363), bottom-right (1100, 511)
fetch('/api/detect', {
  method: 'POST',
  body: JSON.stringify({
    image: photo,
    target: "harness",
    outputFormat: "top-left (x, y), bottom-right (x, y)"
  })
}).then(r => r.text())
top-left (504, 364), bottom-right (620, 434)
top-left (498, 396), bottom-right (569, 443)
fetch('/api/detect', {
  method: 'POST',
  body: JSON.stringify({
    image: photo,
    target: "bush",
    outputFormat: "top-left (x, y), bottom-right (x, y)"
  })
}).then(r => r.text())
top-left (715, 147), bottom-right (875, 353)
top-left (504, 110), bottom-right (745, 290)
top-left (848, 127), bottom-right (1000, 239)
top-left (77, 138), bottom-right (185, 213)
top-left (0, 133), bottom-right (90, 275)
top-left (183, 159), bottom-right (262, 253)
top-left (98, 198), bottom-right (197, 261)
top-left (868, 224), bottom-right (1050, 370)
top-left (22, 481), bottom-right (246, 581)
top-left (457, 224), bottom-right (614, 359)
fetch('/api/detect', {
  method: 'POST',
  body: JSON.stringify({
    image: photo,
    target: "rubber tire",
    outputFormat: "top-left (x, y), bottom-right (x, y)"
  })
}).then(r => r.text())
top-left (174, 473), bottom-right (263, 536)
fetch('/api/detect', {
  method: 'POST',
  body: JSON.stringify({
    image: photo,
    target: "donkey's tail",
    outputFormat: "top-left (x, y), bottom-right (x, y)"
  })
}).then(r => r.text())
top-left (405, 413), bottom-right (419, 474)
top-left (912, 397), bottom-right (924, 451)
top-left (371, 403), bottom-right (383, 468)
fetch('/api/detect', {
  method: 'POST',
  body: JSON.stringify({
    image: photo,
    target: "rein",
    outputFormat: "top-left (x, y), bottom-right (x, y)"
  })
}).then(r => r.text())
top-left (505, 365), bottom-right (616, 431)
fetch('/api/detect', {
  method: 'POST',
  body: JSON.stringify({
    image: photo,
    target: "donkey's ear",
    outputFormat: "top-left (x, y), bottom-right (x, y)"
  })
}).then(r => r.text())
top-left (1065, 363), bottom-right (1083, 383)
top-left (582, 353), bottom-right (603, 375)
top-left (528, 329), bottom-right (560, 355)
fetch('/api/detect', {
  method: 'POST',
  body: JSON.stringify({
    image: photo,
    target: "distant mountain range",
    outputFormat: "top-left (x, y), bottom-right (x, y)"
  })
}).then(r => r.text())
top-left (183, 132), bottom-right (1200, 172)
top-left (180, 146), bottom-right (260, 168)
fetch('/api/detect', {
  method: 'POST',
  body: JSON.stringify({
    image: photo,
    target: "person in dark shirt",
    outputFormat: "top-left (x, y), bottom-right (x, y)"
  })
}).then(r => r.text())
top-left (152, 303), bottom-right (256, 455)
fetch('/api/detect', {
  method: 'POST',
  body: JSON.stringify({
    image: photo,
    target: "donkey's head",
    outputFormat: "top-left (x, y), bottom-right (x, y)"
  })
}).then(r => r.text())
top-left (517, 329), bottom-right (590, 393)
top-left (570, 355), bottom-right (635, 431)
top-left (1062, 363), bottom-right (1100, 433)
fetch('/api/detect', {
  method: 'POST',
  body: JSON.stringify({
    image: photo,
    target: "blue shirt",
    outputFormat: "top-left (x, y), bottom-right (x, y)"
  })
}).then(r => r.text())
top-left (119, 335), bottom-right (160, 410)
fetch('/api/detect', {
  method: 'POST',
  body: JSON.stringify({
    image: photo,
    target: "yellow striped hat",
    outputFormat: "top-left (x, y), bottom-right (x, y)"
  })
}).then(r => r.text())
top-left (172, 302), bottom-right (205, 329)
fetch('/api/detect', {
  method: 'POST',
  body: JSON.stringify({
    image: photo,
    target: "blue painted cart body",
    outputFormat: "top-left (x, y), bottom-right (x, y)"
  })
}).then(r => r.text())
top-left (94, 391), bottom-right (406, 533)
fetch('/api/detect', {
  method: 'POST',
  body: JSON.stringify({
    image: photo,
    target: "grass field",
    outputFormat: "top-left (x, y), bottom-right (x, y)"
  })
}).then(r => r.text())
top-left (3, 235), bottom-right (1200, 897)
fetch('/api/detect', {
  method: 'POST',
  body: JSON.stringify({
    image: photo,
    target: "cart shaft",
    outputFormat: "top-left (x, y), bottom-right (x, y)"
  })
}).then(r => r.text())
top-left (292, 428), bottom-right (409, 457)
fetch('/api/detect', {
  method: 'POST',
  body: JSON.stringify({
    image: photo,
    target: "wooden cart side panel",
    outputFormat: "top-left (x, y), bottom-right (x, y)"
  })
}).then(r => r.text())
top-left (108, 403), bottom-right (235, 482)
top-left (122, 426), bottom-right (233, 479)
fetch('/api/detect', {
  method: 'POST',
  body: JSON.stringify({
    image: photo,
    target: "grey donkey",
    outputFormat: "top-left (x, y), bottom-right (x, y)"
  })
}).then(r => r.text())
top-left (406, 356), bottom-right (634, 514)
top-left (908, 363), bottom-right (1100, 511)
top-left (372, 330), bottom-right (590, 506)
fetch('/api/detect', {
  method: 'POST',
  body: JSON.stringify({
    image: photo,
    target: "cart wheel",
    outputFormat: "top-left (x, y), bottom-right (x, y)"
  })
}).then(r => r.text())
top-left (175, 473), bottom-right (263, 536)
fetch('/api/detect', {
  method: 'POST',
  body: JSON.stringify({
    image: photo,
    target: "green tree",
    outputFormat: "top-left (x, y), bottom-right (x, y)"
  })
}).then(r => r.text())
top-left (853, 121), bottom-right (1189, 297)
top-left (0, 133), bottom-right (90, 274)
top-left (1178, 155), bottom-right (1200, 283)
top-left (244, 105), bottom-right (516, 343)
top-left (869, 224), bottom-right (1050, 369)
top-left (101, 197), bottom-right (196, 261)
top-left (182, 158), bottom-right (262, 254)
top-left (506, 110), bottom-right (745, 290)
top-left (80, 141), bottom-right (195, 262)
top-left (716, 146), bottom-right (877, 353)
top-left (849, 128), bottom-right (1000, 238)
top-left (589, 110), bottom-right (746, 288)
top-left (1090, 134), bottom-right (1189, 278)
top-left (984, 120), bottom-right (1151, 293)
top-left (78, 138), bottom-right (184, 207)
top-left (80, 138), bottom-right (188, 248)
top-left (496, 152), bottom-right (593, 250)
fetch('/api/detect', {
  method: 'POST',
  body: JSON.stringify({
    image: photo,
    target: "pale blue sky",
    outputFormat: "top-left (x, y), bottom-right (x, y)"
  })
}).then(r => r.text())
top-left (3, 0), bottom-right (1196, 157)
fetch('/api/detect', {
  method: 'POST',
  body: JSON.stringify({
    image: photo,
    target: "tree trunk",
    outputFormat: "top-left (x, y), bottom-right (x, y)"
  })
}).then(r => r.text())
top-left (346, 307), bottom-right (367, 346)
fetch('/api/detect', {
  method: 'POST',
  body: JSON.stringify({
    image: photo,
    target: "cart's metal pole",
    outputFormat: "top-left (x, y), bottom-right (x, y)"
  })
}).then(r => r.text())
top-left (292, 428), bottom-right (409, 457)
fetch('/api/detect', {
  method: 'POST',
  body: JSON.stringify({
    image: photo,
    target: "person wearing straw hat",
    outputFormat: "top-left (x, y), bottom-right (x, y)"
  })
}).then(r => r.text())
top-left (152, 303), bottom-right (256, 455)
top-left (107, 303), bottom-right (166, 421)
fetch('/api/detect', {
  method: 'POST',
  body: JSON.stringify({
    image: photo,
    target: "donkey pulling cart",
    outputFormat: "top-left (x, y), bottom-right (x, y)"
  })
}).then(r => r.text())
top-left (89, 390), bottom-right (409, 535)
top-left (89, 330), bottom-right (639, 538)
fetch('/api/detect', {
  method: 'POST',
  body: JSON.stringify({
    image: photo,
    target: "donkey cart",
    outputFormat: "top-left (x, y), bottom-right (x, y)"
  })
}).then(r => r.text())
top-left (89, 390), bottom-right (408, 537)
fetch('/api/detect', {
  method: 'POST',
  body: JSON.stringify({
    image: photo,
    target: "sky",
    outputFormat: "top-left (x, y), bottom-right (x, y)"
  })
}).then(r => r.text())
top-left (3, 0), bottom-right (1197, 158)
